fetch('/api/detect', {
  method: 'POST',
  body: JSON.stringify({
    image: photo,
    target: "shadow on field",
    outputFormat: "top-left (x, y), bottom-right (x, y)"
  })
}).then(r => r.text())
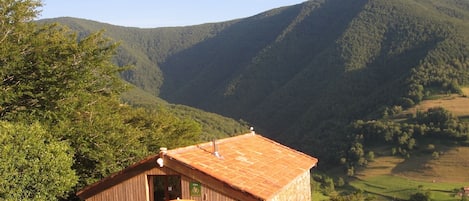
top-left (390, 143), bottom-right (454, 181)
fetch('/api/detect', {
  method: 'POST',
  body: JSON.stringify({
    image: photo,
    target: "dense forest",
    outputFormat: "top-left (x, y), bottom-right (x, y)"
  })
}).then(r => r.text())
top-left (47, 0), bottom-right (469, 165)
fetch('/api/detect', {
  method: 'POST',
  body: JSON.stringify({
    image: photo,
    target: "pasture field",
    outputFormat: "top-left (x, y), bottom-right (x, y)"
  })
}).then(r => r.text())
top-left (317, 88), bottom-right (469, 200)
top-left (407, 95), bottom-right (469, 117)
top-left (350, 146), bottom-right (469, 200)
top-left (405, 87), bottom-right (469, 118)
top-left (350, 175), bottom-right (465, 201)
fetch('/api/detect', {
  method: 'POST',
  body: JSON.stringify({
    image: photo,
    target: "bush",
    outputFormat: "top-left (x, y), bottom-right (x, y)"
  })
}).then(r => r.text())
top-left (426, 144), bottom-right (436, 153)
top-left (322, 177), bottom-right (335, 195)
top-left (336, 177), bottom-right (345, 187)
top-left (409, 192), bottom-right (432, 201)
top-left (367, 151), bottom-right (375, 161)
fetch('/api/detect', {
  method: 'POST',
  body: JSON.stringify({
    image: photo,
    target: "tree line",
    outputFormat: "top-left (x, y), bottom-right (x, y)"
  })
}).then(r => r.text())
top-left (342, 107), bottom-right (469, 176)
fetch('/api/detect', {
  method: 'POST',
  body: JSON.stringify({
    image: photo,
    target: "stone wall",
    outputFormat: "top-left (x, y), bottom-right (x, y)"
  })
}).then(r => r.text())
top-left (269, 171), bottom-right (311, 201)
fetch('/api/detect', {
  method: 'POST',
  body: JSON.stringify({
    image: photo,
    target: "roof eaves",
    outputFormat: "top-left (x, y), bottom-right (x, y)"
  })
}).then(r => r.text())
top-left (164, 155), bottom-right (265, 201)
top-left (76, 154), bottom-right (159, 200)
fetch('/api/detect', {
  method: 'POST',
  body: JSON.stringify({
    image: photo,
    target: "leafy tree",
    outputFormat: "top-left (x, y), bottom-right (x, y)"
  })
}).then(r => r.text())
top-left (1, 1), bottom-right (126, 123)
top-left (409, 192), bottom-right (432, 201)
top-left (2, 0), bottom-right (132, 188)
top-left (54, 99), bottom-right (148, 187)
top-left (366, 151), bottom-right (375, 162)
top-left (0, 121), bottom-right (77, 200)
top-left (53, 101), bottom-right (199, 190)
top-left (415, 107), bottom-right (468, 139)
top-left (322, 177), bottom-right (336, 196)
top-left (344, 106), bottom-right (469, 174)
top-left (329, 190), bottom-right (373, 201)
top-left (124, 107), bottom-right (202, 152)
top-left (336, 177), bottom-right (345, 187)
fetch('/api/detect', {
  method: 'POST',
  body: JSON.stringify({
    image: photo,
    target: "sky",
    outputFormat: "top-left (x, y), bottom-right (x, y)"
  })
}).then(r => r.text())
top-left (38, 0), bottom-right (306, 28)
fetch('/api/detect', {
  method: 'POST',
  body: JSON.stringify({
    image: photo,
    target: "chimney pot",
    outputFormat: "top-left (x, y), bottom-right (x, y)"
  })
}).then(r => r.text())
top-left (159, 147), bottom-right (167, 156)
top-left (212, 139), bottom-right (221, 158)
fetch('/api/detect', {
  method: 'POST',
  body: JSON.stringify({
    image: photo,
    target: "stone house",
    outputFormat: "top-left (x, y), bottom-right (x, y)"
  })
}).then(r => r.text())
top-left (76, 132), bottom-right (318, 201)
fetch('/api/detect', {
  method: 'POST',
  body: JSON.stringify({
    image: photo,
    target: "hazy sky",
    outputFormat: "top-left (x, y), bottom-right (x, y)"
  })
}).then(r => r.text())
top-left (38, 0), bottom-right (306, 28)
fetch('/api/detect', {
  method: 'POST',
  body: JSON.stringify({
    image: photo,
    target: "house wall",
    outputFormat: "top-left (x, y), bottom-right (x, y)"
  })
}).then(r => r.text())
top-left (84, 167), bottom-right (238, 201)
top-left (85, 174), bottom-right (148, 201)
top-left (85, 167), bottom-right (168, 201)
top-left (180, 175), bottom-right (237, 201)
top-left (268, 171), bottom-right (311, 201)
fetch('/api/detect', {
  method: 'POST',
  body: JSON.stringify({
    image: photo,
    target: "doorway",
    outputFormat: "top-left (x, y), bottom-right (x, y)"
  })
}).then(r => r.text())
top-left (151, 175), bottom-right (182, 201)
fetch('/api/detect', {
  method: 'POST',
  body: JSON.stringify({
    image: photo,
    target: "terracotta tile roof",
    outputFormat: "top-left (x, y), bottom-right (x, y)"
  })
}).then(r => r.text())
top-left (165, 133), bottom-right (318, 200)
top-left (76, 132), bottom-right (318, 200)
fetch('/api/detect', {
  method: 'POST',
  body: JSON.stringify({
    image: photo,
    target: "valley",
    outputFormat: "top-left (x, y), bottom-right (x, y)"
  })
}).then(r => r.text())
top-left (348, 145), bottom-right (469, 200)
top-left (315, 89), bottom-right (469, 200)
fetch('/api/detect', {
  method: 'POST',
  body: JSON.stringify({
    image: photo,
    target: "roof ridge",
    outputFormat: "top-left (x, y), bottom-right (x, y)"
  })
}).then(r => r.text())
top-left (253, 134), bottom-right (318, 163)
top-left (167, 132), bottom-right (255, 154)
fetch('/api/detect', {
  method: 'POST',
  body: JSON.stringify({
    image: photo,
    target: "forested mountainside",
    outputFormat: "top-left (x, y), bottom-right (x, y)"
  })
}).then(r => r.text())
top-left (46, 0), bottom-right (469, 164)
top-left (120, 87), bottom-right (248, 140)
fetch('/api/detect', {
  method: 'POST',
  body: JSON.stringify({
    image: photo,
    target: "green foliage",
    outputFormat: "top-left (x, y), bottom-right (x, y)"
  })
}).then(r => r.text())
top-left (336, 177), bottom-right (345, 187)
top-left (350, 175), bottom-right (465, 201)
top-left (329, 190), bottom-right (373, 201)
top-left (323, 177), bottom-right (336, 195)
top-left (166, 104), bottom-right (248, 140)
top-left (366, 151), bottom-right (375, 162)
top-left (415, 107), bottom-right (469, 139)
top-left (0, 23), bottom-right (125, 122)
top-left (121, 87), bottom-right (249, 141)
top-left (462, 194), bottom-right (469, 201)
top-left (313, 173), bottom-right (337, 196)
top-left (124, 107), bottom-right (202, 151)
top-left (0, 121), bottom-right (77, 200)
top-left (54, 99), bottom-right (148, 187)
top-left (426, 144), bottom-right (436, 152)
top-left (409, 192), bottom-right (432, 201)
top-left (344, 107), bottom-right (468, 171)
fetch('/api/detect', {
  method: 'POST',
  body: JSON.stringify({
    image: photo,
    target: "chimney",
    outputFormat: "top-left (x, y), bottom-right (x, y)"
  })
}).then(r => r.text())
top-left (212, 139), bottom-right (221, 158)
top-left (159, 147), bottom-right (167, 155)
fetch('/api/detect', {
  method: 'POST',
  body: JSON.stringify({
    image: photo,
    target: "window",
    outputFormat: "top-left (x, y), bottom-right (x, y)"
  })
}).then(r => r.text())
top-left (149, 175), bottom-right (182, 201)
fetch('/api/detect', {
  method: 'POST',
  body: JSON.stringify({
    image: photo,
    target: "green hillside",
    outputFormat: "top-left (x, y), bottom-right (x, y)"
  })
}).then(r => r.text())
top-left (44, 0), bottom-right (469, 167)
top-left (40, 17), bottom-right (237, 96)
top-left (121, 87), bottom-right (248, 140)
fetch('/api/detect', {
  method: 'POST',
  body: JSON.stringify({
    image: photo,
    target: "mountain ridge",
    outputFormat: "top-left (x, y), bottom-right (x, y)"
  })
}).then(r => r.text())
top-left (42, 0), bottom-right (469, 162)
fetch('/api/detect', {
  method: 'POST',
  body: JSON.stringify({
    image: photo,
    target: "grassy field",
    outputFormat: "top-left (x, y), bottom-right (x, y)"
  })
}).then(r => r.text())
top-left (394, 146), bottom-right (469, 183)
top-left (349, 146), bottom-right (469, 200)
top-left (322, 89), bottom-right (469, 200)
top-left (405, 87), bottom-right (469, 118)
top-left (312, 191), bottom-right (330, 201)
top-left (350, 175), bottom-right (465, 200)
